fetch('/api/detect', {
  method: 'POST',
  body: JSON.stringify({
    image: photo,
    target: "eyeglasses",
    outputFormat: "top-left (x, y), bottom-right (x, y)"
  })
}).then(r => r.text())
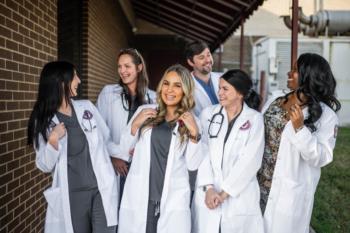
top-left (208, 106), bottom-right (224, 138)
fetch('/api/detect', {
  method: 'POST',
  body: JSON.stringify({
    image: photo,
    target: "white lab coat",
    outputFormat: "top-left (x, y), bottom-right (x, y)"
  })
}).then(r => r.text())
top-left (96, 84), bottom-right (156, 161)
top-left (192, 72), bottom-right (222, 116)
top-left (35, 100), bottom-right (119, 233)
top-left (118, 104), bottom-right (205, 233)
top-left (262, 98), bottom-right (339, 233)
top-left (192, 103), bottom-right (265, 233)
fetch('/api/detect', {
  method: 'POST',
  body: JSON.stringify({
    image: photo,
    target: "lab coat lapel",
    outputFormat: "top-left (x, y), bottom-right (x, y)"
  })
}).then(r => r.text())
top-left (72, 100), bottom-right (98, 154)
top-left (160, 123), bottom-right (180, 212)
top-left (208, 105), bottom-right (227, 177)
top-left (192, 72), bottom-right (211, 103)
top-left (223, 103), bottom-right (249, 160)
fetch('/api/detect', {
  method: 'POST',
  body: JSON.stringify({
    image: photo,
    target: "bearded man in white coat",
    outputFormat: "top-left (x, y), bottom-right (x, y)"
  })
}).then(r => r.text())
top-left (185, 40), bottom-right (222, 197)
top-left (185, 40), bottom-right (222, 117)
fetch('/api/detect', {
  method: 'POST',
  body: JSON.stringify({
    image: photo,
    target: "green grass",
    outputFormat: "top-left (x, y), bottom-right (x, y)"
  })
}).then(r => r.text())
top-left (311, 127), bottom-right (350, 233)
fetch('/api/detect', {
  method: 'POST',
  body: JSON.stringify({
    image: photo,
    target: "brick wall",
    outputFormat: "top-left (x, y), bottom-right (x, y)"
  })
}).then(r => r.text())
top-left (85, 0), bottom-right (132, 102)
top-left (0, 0), bottom-right (57, 233)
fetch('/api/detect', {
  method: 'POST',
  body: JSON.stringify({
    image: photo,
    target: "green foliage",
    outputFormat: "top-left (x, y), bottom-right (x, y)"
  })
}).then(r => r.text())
top-left (312, 127), bottom-right (350, 233)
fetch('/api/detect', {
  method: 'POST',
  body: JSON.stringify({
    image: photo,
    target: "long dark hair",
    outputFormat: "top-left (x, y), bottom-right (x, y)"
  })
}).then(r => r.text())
top-left (27, 61), bottom-right (76, 148)
top-left (285, 53), bottom-right (341, 132)
top-left (221, 69), bottom-right (261, 110)
top-left (117, 48), bottom-right (150, 108)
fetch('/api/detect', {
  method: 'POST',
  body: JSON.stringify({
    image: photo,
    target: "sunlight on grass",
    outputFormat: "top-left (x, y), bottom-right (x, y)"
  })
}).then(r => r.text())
top-left (311, 127), bottom-right (350, 233)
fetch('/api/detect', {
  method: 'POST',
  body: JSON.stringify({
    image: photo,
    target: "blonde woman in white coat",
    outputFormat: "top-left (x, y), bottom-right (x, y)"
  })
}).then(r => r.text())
top-left (27, 61), bottom-right (118, 233)
top-left (192, 69), bottom-right (265, 233)
top-left (96, 48), bottom-right (156, 204)
top-left (118, 64), bottom-right (204, 233)
top-left (258, 53), bottom-right (341, 233)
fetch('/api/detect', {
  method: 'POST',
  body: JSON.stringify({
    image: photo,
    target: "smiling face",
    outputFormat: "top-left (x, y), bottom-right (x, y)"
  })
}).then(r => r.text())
top-left (287, 62), bottom-right (299, 90)
top-left (161, 71), bottom-right (184, 108)
top-left (70, 70), bottom-right (81, 97)
top-left (118, 54), bottom-right (142, 89)
top-left (218, 78), bottom-right (243, 108)
top-left (188, 48), bottom-right (213, 75)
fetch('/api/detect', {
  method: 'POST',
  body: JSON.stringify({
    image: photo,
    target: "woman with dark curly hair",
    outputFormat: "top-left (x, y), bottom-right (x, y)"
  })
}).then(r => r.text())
top-left (258, 53), bottom-right (341, 233)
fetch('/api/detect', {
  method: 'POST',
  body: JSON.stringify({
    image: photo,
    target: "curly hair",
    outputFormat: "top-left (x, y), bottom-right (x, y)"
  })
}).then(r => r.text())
top-left (140, 64), bottom-right (195, 144)
top-left (284, 53), bottom-right (341, 132)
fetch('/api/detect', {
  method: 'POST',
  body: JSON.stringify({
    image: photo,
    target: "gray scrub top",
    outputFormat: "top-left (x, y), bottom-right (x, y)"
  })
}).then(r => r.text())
top-left (149, 121), bottom-right (173, 201)
top-left (56, 107), bottom-right (98, 192)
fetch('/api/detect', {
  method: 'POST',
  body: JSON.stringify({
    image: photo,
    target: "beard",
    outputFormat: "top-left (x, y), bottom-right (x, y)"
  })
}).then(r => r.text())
top-left (199, 65), bottom-right (212, 75)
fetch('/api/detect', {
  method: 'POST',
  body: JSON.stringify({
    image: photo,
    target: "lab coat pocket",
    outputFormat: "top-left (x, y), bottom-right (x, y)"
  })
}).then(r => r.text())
top-left (276, 178), bottom-right (305, 217)
top-left (229, 182), bottom-right (260, 216)
top-left (121, 174), bottom-right (143, 209)
top-left (168, 178), bottom-right (190, 210)
top-left (43, 187), bottom-right (64, 221)
top-left (97, 162), bottom-right (116, 191)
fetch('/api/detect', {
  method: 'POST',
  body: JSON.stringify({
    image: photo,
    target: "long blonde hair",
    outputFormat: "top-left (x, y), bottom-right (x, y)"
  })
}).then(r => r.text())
top-left (140, 64), bottom-right (195, 143)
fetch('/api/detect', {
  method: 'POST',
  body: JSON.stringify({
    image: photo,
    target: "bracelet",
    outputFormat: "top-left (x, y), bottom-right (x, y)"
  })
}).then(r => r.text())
top-left (188, 133), bottom-right (201, 142)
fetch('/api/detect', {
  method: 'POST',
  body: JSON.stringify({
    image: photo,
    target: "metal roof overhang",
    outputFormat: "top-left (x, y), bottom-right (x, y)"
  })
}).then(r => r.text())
top-left (131, 0), bottom-right (264, 50)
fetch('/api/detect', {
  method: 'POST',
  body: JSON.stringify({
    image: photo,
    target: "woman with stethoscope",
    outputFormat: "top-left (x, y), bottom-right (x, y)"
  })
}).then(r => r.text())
top-left (27, 61), bottom-right (118, 233)
top-left (192, 69), bottom-right (265, 233)
top-left (96, 48), bottom-right (156, 204)
top-left (118, 64), bottom-right (203, 233)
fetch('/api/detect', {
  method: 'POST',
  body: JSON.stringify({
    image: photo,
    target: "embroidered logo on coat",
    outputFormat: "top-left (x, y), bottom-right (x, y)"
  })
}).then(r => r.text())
top-left (239, 120), bottom-right (251, 130)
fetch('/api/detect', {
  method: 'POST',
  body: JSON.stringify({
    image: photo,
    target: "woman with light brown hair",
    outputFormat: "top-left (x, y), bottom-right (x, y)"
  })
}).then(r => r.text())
top-left (118, 64), bottom-right (204, 233)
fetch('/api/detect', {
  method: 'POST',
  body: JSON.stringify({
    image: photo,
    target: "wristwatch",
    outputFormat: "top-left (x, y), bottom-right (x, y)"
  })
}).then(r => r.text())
top-left (203, 185), bottom-right (213, 192)
top-left (188, 133), bottom-right (201, 142)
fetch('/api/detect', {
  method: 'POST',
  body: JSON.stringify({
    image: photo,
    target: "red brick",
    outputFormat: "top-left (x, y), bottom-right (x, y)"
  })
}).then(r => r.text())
top-left (12, 11), bottom-right (24, 24)
top-left (12, 72), bottom-right (24, 82)
top-left (0, 102), bottom-right (5, 111)
top-left (0, 172), bottom-right (13, 185)
top-left (0, 5), bottom-right (11, 18)
top-left (12, 31), bottom-right (23, 43)
top-left (7, 140), bottom-right (20, 151)
top-left (0, 25), bottom-right (12, 39)
top-left (5, 18), bottom-right (18, 32)
top-left (12, 52), bottom-right (24, 62)
top-left (5, 81), bottom-right (18, 91)
top-left (18, 44), bottom-right (29, 54)
top-left (0, 91), bottom-right (12, 100)
top-left (13, 166), bottom-right (25, 177)
top-left (0, 48), bottom-right (12, 59)
top-left (6, 0), bottom-right (19, 12)
top-left (6, 60), bottom-right (19, 71)
top-left (0, 112), bottom-right (13, 121)
top-left (6, 40), bottom-right (18, 51)
top-left (7, 179), bottom-right (19, 193)
top-left (7, 120), bottom-right (19, 130)
top-left (0, 151), bottom-right (13, 162)
top-left (0, 144), bottom-right (7, 155)
top-left (14, 129), bottom-right (25, 138)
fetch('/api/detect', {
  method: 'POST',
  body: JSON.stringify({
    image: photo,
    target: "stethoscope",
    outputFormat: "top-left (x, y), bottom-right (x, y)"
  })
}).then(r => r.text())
top-left (208, 106), bottom-right (224, 138)
top-left (121, 91), bottom-right (152, 111)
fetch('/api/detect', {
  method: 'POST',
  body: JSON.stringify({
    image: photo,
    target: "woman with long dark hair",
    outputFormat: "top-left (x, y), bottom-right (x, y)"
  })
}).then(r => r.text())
top-left (258, 53), bottom-right (341, 233)
top-left (192, 69), bottom-right (264, 233)
top-left (117, 64), bottom-right (203, 233)
top-left (27, 61), bottom-right (118, 233)
top-left (96, 48), bottom-right (156, 204)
